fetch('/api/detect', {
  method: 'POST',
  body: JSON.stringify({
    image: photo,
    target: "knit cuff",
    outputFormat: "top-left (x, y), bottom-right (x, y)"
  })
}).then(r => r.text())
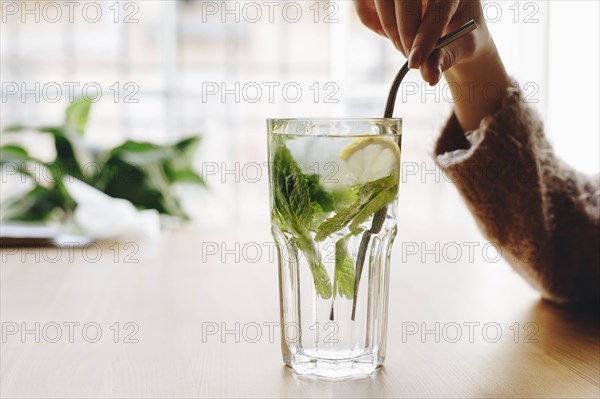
top-left (434, 86), bottom-right (524, 167)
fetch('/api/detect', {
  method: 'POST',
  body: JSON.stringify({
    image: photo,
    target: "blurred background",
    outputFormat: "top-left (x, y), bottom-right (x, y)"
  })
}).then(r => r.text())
top-left (1, 0), bottom-right (599, 233)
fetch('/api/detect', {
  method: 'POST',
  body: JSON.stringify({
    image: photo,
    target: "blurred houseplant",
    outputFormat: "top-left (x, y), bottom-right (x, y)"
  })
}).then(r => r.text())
top-left (0, 98), bottom-right (204, 223)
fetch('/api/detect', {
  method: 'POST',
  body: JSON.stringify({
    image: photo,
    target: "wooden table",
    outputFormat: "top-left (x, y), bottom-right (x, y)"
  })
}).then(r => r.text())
top-left (1, 227), bottom-right (598, 398)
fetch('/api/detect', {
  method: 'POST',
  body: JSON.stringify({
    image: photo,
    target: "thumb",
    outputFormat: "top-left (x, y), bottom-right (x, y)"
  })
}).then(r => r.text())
top-left (419, 42), bottom-right (464, 86)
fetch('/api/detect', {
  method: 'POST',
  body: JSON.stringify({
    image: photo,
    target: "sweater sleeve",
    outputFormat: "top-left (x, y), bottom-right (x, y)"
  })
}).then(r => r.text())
top-left (434, 86), bottom-right (600, 306)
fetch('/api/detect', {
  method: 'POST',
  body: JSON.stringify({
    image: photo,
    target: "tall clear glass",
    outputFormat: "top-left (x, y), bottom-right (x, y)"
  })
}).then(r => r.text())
top-left (267, 118), bottom-right (402, 378)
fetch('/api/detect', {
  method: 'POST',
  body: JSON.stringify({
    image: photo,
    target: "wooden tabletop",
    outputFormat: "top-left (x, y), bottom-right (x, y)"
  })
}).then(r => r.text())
top-left (1, 226), bottom-right (598, 398)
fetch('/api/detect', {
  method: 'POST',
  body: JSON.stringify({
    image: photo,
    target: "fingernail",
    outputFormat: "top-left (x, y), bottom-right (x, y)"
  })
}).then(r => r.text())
top-left (430, 66), bottom-right (442, 86)
top-left (408, 47), bottom-right (421, 69)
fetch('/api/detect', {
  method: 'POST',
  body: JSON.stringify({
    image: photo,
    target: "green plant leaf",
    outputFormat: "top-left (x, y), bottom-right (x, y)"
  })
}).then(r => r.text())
top-left (99, 158), bottom-right (185, 217)
top-left (98, 138), bottom-right (204, 218)
top-left (1, 183), bottom-right (75, 222)
top-left (1, 97), bottom-right (203, 222)
top-left (65, 98), bottom-right (91, 135)
top-left (167, 169), bottom-right (205, 185)
top-left (272, 144), bottom-right (314, 235)
top-left (296, 234), bottom-right (332, 299)
top-left (0, 145), bottom-right (35, 179)
top-left (109, 141), bottom-right (165, 163)
top-left (349, 184), bottom-right (397, 234)
top-left (307, 174), bottom-right (334, 212)
top-left (0, 145), bottom-right (76, 222)
top-left (56, 136), bottom-right (84, 179)
top-left (315, 202), bottom-right (358, 242)
top-left (334, 236), bottom-right (355, 299)
top-left (165, 136), bottom-right (204, 185)
top-left (271, 142), bottom-right (333, 299)
top-left (3, 125), bottom-right (28, 133)
top-left (0, 145), bottom-right (54, 181)
top-left (0, 145), bottom-right (30, 161)
top-left (35, 126), bottom-right (90, 182)
top-left (38, 126), bottom-right (67, 137)
top-left (315, 175), bottom-right (397, 241)
top-left (174, 136), bottom-right (201, 161)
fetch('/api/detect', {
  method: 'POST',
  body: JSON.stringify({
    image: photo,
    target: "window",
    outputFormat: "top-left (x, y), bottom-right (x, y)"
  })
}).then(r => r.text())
top-left (1, 0), bottom-right (598, 228)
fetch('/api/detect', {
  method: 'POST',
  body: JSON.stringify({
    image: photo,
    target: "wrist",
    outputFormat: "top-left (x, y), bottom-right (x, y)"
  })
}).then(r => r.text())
top-left (445, 38), bottom-right (499, 80)
top-left (440, 38), bottom-right (510, 132)
top-left (443, 40), bottom-right (510, 93)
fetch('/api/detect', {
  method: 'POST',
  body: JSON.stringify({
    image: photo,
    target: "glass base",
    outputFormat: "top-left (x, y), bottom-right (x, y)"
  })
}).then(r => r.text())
top-left (284, 352), bottom-right (383, 379)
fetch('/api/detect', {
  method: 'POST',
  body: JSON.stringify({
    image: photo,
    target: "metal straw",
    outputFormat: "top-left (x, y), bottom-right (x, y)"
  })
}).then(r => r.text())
top-left (384, 19), bottom-right (477, 118)
top-left (350, 19), bottom-right (478, 321)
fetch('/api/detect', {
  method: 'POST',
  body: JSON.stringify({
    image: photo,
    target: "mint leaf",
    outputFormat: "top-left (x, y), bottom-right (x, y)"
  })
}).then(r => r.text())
top-left (315, 201), bottom-right (360, 242)
top-left (349, 184), bottom-right (397, 234)
top-left (334, 236), bottom-right (355, 299)
top-left (272, 144), bottom-right (314, 235)
top-left (307, 174), bottom-right (335, 212)
top-left (296, 234), bottom-right (332, 299)
top-left (358, 174), bottom-right (397, 200)
top-left (271, 142), bottom-right (332, 299)
top-left (315, 175), bottom-right (397, 241)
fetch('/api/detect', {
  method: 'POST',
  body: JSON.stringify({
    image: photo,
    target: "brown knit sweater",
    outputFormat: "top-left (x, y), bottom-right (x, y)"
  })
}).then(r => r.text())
top-left (434, 87), bottom-right (600, 306)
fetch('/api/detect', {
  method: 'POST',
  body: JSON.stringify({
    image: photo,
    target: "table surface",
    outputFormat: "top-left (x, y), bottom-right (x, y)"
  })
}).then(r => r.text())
top-left (1, 226), bottom-right (599, 398)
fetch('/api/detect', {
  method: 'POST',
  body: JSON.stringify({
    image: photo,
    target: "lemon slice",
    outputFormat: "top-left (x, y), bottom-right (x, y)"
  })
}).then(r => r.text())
top-left (340, 137), bottom-right (400, 184)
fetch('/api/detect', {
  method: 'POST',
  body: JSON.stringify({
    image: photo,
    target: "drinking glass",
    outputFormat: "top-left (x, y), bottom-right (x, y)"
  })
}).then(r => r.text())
top-left (267, 118), bottom-right (402, 378)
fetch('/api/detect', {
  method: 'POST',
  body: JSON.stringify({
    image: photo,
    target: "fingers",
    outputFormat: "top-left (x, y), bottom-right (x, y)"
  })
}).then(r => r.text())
top-left (420, 49), bottom-right (443, 86)
top-left (420, 41), bottom-right (465, 85)
top-left (409, 0), bottom-right (459, 68)
top-left (374, 0), bottom-right (404, 53)
top-left (353, 0), bottom-right (385, 37)
top-left (394, 0), bottom-right (421, 56)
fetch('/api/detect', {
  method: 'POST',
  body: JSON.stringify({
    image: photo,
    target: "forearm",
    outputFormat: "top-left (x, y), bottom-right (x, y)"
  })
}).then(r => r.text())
top-left (443, 42), bottom-right (511, 132)
top-left (434, 88), bottom-right (600, 305)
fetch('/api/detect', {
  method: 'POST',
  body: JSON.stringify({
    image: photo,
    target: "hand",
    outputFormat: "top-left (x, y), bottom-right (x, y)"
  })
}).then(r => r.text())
top-left (353, 0), bottom-right (494, 86)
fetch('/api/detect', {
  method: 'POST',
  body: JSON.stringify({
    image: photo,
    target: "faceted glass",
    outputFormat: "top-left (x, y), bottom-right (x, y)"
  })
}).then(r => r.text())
top-left (267, 118), bottom-right (402, 378)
